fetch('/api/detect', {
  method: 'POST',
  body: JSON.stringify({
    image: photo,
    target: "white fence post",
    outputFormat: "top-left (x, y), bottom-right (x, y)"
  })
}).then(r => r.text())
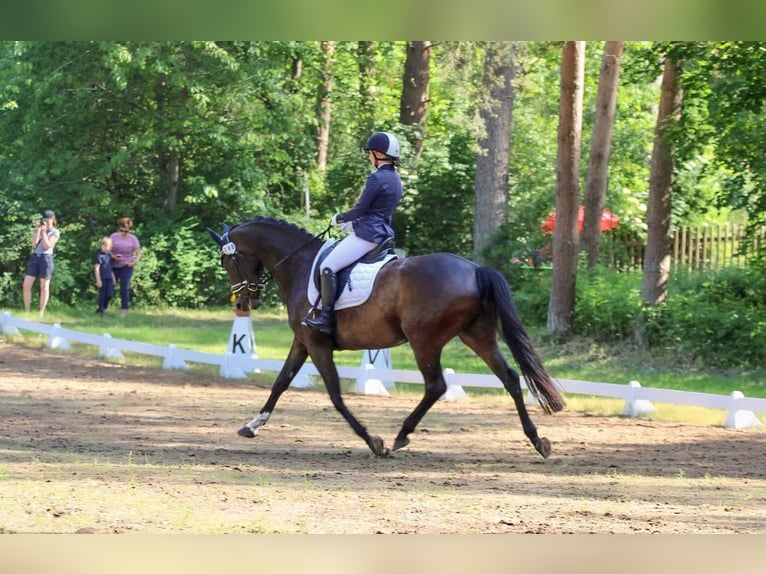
top-left (355, 363), bottom-right (390, 396)
top-left (357, 349), bottom-right (394, 389)
top-left (622, 380), bottom-right (656, 417)
top-left (220, 352), bottom-right (248, 379)
top-left (440, 368), bottom-right (468, 401)
top-left (1, 311), bottom-right (20, 336)
top-left (162, 344), bottom-right (188, 370)
top-left (47, 323), bottom-right (71, 350)
top-left (98, 333), bottom-right (124, 359)
top-left (725, 391), bottom-right (763, 430)
top-left (290, 365), bottom-right (315, 388)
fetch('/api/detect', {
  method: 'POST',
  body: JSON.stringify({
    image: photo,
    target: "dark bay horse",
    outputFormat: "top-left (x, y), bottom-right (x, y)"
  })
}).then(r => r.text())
top-left (208, 216), bottom-right (565, 458)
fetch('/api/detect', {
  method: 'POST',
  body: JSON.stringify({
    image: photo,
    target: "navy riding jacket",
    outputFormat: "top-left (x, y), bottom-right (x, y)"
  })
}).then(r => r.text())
top-left (336, 164), bottom-right (402, 244)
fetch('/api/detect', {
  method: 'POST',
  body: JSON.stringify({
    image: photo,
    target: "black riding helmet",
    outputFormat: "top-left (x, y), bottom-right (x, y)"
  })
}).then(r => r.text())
top-left (364, 132), bottom-right (401, 166)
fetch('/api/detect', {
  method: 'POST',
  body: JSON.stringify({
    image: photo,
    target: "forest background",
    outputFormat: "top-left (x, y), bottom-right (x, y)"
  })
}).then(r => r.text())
top-left (0, 41), bottom-right (764, 369)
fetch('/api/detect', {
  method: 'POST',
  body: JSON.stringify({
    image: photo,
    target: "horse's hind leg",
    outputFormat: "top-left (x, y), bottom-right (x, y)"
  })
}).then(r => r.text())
top-left (460, 335), bottom-right (551, 458)
top-left (503, 364), bottom-right (551, 458)
top-left (238, 339), bottom-right (308, 439)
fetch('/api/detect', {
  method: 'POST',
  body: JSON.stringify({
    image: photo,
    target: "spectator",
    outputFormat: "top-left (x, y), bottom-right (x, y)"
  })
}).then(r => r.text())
top-left (110, 216), bottom-right (141, 319)
top-left (22, 209), bottom-right (61, 318)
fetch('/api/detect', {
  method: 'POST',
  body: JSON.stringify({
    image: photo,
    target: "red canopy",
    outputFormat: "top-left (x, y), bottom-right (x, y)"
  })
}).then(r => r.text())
top-left (541, 206), bottom-right (619, 233)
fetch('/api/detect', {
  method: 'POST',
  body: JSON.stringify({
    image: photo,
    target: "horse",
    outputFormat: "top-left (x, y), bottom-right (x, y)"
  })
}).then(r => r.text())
top-left (208, 216), bottom-right (565, 458)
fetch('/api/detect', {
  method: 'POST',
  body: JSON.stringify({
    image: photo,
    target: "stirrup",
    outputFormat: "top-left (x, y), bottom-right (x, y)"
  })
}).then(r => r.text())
top-left (303, 311), bottom-right (335, 334)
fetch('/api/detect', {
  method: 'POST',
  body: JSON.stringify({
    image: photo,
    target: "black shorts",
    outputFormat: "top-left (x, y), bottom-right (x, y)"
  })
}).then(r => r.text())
top-left (25, 254), bottom-right (54, 279)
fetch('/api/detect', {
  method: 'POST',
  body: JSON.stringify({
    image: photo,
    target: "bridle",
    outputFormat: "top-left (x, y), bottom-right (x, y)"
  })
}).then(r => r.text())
top-left (208, 222), bottom-right (332, 310)
top-left (226, 244), bottom-right (266, 300)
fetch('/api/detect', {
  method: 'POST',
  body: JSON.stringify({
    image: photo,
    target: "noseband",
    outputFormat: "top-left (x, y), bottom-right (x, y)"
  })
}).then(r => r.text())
top-left (218, 239), bottom-right (266, 304)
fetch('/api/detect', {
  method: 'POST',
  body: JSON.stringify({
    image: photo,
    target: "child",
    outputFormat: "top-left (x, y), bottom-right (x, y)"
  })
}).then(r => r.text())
top-left (94, 236), bottom-right (116, 316)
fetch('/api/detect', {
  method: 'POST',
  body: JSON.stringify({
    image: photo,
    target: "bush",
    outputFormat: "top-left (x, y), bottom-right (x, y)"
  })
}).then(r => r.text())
top-left (574, 268), bottom-right (642, 340)
top-left (507, 263), bottom-right (765, 368)
top-left (643, 268), bottom-right (766, 367)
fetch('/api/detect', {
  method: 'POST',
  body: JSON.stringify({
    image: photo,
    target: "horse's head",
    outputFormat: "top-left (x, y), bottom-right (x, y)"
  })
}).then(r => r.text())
top-left (207, 223), bottom-right (265, 312)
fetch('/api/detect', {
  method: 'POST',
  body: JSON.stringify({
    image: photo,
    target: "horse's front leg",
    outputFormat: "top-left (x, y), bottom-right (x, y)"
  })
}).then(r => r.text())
top-left (310, 346), bottom-right (390, 457)
top-left (238, 338), bottom-right (308, 439)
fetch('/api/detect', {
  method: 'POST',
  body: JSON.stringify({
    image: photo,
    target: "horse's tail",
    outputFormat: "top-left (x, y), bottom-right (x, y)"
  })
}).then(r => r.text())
top-left (476, 266), bottom-right (565, 414)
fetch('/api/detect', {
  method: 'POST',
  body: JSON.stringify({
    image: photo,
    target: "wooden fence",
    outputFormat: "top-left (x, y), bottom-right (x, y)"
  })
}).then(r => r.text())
top-left (604, 224), bottom-right (765, 271)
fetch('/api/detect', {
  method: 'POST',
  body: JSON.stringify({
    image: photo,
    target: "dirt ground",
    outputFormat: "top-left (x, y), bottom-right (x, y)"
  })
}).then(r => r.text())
top-left (1, 340), bottom-right (766, 534)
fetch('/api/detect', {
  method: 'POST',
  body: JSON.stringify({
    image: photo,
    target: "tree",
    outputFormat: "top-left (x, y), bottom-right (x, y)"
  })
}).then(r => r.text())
top-left (581, 41), bottom-right (624, 268)
top-left (547, 41), bottom-right (585, 339)
top-left (356, 41), bottom-right (377, 137)
top-left (641, 55), bottom-right (682, 307)
top-left (316, 41), bottom-right (334, 172)
top-left (473, 42), bottom-right (516, 259)
top-left (399, 41), bottom-right (431, 163)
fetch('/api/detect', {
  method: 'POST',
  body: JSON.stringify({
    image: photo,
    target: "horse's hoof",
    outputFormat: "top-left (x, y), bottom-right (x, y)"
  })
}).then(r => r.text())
top-left (237, 426), bottom-right (256, 439)
top-left (393, 436), bottom-right (410, 451)
top-left (369, 435), bottom-right (390, 457)
top-left (534, 437), bottom-right (552, 458)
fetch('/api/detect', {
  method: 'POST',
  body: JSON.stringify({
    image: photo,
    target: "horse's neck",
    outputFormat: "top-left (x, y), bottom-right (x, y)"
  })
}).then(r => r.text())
top-left (258, 226), bottom-right (318, 289)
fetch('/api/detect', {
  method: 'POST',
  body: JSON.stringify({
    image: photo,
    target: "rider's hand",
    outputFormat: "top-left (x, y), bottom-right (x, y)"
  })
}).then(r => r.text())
top-left (331, 214), bottom-right (341, 226)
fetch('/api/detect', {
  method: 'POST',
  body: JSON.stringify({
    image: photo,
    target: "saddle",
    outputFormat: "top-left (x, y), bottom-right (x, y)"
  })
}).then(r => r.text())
top-left (307, 238), bottom-right (398, 311)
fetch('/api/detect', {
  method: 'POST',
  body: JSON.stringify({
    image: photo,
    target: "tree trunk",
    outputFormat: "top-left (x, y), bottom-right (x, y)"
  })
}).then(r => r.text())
top-left (399, 41), bottom-right (431, 163)
top-left (581, 41), bottom-right (624, 268)
top-left (641, 56), bottom-right (682, 306)
top-left (357, 41), bottom-right (376, 138)
top-left (316, 41), bottom-right (334, 172)
top-left (166, 149), bottom-right (180, 217)
top-left (547, 41), bottom-right (586, 339)
top-left (156, 75), bottom-right (183, 218)
top-left (473, 42), bottom-right (516, 259)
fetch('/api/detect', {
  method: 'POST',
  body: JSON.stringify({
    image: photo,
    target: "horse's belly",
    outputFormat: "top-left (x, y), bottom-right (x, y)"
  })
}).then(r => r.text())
top-left (335, 308), bottom-right (406, 351)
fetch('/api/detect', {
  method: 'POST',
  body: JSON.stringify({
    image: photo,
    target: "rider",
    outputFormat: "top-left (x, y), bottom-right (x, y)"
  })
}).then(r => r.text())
top-left (302, 131), bottom-right (403, 334)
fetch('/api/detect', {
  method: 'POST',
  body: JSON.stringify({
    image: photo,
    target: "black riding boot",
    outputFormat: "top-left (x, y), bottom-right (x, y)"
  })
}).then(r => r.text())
top-left (302, 268), bottom-right (338, 334)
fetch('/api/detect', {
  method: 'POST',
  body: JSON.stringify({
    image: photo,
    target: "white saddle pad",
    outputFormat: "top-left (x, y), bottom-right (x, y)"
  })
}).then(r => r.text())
top-left (307, 240), bottom-right (397, 311)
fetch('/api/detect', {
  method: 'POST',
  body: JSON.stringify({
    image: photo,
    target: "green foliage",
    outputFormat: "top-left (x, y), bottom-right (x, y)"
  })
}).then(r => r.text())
top-left (323, 148), bottom-right (370, 213)
top-left (642, 268), bottom-right (766, 368)
top-left (499, 262), bottom-right (766, 369)
top-left (507, 268), bottom-right (552, 328)
top-left (574, 268), bottom-right (642, 340)
top-left (130, 218), bottom-right (225, 308)
top-left (398, 130), bottom-right (476, 256)
top-left (0, 198), bottom-right (35, 307)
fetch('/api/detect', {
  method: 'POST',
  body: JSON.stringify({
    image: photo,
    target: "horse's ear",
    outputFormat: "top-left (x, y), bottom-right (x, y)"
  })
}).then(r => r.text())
top-left (206, 227), bottom-right (225, 246)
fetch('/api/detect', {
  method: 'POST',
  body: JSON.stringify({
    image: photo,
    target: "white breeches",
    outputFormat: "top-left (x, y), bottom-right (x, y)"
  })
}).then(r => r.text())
top-left (321, 233), bottom-right (379, 273)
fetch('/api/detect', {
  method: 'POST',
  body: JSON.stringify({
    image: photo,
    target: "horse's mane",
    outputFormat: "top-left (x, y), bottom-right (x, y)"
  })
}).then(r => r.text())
top-left (238, 216), bottom-right (316, 242)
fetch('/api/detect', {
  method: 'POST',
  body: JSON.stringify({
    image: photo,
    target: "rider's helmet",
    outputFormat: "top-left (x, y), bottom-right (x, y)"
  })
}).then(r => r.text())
top-left (364, 132), bottom-right (400, 163)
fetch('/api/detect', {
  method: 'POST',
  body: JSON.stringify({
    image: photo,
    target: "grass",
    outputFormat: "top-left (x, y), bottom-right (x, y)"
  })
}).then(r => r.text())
top-left (4, 303), bottom-right (765, 425)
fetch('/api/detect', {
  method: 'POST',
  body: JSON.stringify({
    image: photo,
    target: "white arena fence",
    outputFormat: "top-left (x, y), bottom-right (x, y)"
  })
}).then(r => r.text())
top-left (2, 310), bottom-right (764, 430)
